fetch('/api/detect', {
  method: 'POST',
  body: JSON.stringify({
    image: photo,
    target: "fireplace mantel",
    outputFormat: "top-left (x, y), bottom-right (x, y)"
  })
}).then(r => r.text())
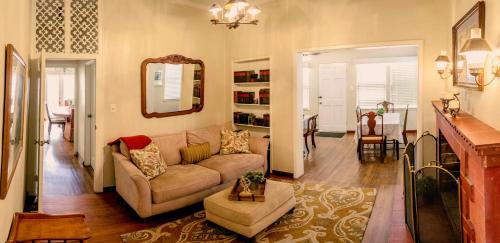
top-left (433, 100), bottom-right (500, 243)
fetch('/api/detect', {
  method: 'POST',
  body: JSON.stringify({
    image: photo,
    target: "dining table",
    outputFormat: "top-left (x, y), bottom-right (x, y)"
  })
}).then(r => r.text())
top-left (356, 112), bottom-right (402, 142)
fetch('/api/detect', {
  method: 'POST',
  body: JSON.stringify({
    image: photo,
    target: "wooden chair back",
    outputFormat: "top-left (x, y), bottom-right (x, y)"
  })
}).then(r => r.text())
top-left (305, 114), bottom-right (318, 136)
top-left (360, 111), bottom-right (383, 137)
top-left (377, 101), bottom-right (394, 113)
top-left (45, 104), bottom-right (53, 123)
top-left (402, 105), bottom-right (409, 145)
top-left (356, 106), bottom-right (361, 123)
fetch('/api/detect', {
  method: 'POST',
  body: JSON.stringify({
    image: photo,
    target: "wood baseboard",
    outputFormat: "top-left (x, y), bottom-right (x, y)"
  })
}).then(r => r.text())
top-left (271, 170), bottom-right (294, 178)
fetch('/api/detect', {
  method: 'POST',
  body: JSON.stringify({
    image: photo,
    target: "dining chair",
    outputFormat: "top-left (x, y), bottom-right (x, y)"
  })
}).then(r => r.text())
top-left (45, 104), bottom-right (66, 138)
top-left (402, 105), bottom-right (409, 146)
top-left (359, 111), bottom-right (386, 163)
top-left (377, 101), bottom-right (394, 113)
top-left (356, 106), bottom-right (362, 158)
top-left (303, 114), bottom-right (318, 153)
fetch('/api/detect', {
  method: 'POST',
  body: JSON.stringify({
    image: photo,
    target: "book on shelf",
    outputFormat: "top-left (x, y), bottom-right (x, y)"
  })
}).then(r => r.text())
top-left (193, 70), bottom-right (202, 80)
top-left (259, 88), bottom-right (270, 105)
top-left (233, 112), bottom-right (270, 127)
top-left (234, 91), bottom-right (256, 104)
top-left (259, 69), bottom-right (270, 82)
top-left (234, 71), bottom-right (255, 83)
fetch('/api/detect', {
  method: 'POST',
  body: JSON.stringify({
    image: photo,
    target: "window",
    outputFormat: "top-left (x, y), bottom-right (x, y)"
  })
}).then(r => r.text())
top-left (389, 61), bottom-right (418, 107)
top-left (46, 67), bottom-right (76, 109)
top-left (356, 59), bottom-right (417, 108)
top-left (302, 67), bottom-right (311, 110)
top-left (356, 63), bottom-right (387, 107)
top-left (163, 64), bottom-right (183, 100)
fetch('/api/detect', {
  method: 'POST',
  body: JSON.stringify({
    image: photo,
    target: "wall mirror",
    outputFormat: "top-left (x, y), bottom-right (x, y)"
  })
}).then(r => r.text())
top-left (141, 55), bottom-right (204, 118)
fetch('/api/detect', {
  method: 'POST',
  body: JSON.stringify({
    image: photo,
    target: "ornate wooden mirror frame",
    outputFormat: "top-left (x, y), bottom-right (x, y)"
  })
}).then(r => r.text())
top-left (141, 54), bottom-right (205, 118)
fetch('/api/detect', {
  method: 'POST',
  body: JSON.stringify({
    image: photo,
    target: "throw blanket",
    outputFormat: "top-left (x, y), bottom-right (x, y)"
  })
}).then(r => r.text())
top-left (108, 135), bottom-right (152, 150)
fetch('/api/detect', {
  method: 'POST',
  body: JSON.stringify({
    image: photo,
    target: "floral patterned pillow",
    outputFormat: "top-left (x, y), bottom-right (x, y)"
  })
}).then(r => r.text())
top-left (220, 129), bottom-right (251, 155)
top-left (129, 143), bottom-right (167, 180)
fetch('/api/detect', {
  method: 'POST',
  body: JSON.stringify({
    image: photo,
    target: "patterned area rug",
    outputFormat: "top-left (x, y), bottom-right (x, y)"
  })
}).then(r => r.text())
top-left (121, 183), bottom-right (377, 243)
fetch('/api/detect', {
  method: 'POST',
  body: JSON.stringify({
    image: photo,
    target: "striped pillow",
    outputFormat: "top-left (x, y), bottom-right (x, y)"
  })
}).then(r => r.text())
top-left (180, 142), bottom-right (211, 164)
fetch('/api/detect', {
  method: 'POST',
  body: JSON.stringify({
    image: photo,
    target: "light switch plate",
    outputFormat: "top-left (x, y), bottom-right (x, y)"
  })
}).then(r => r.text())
top-left (110, 104), bottom-right (117, 112)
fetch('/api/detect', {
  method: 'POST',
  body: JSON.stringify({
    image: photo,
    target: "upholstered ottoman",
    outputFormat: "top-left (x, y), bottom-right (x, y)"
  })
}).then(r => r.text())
top-left (204, 180), bottom-right (296, 238)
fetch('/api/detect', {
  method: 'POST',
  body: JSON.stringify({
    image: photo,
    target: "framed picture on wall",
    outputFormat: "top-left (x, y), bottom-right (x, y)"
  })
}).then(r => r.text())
top-left (154, 71), bottom-right (163, 86)
top-left (452, 1), bottom-right (485, 91)
top-left (0, 44), bottom-right (27, 199)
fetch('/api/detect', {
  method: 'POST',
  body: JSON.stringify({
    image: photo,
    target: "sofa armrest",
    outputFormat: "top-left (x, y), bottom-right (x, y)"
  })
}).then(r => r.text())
top-left (249, 137), bottom-right (270, 171)
top-left (112, 152), bottom-right (152, 218)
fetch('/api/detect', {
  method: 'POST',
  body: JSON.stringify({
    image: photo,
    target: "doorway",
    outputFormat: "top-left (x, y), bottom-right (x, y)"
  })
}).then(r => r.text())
top-left (25, 58), bottom-right (96, 211)
top-left (296, 43), bottom-right (421, 169)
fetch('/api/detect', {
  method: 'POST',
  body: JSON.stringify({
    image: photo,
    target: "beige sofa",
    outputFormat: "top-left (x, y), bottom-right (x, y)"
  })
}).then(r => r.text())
top-left (111, 124), bottom-right (269, 218)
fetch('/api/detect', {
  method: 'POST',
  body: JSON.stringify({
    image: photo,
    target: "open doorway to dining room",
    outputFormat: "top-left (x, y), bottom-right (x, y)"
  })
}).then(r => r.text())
top-left (296, 42), bottom-right (421, 167)
top-left (24, 58), bottom-right (97, 212)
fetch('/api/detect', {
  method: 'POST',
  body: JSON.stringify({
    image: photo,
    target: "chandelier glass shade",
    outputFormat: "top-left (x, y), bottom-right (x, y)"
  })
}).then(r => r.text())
top-left (209, 0), bottom-right (261, 29)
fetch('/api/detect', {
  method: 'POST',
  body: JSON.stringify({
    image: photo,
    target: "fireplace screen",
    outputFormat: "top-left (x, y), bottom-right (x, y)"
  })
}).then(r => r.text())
top-left (404, 132), bottom-right (461, 243)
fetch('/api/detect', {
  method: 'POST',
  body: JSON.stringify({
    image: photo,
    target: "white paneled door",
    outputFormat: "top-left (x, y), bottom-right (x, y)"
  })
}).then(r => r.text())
top-left (318, 63), bottom-right (347, 132)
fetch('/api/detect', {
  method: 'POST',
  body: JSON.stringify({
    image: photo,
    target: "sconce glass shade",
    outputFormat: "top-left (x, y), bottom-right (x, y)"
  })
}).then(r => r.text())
top-left (435, 54), bottom-right (450, 73)
top-left (459, 28), bottom-right (492, 74)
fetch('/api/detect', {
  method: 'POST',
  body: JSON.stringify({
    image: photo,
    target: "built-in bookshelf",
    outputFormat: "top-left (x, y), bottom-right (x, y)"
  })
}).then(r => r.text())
top-left (232, 57), bottom-right (271, 139)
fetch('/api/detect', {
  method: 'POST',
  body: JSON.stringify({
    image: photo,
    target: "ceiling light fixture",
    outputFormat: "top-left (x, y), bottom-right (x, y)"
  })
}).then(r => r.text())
top-left (209, 0), bottom-right (261, 29)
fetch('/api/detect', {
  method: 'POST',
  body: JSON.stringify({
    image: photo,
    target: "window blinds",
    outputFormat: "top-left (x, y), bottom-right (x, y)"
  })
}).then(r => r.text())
top-left (389, 61), bottom-right (418, 107)
top-left (356, 59), bottom-right (417, 108)
top-left (163, 64), bottom-right (183, 100)
top-left (356, 63), bottom-right (387, 107)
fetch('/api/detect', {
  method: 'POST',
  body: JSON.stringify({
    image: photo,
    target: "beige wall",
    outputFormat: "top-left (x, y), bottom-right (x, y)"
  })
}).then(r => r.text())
top-left (101, 0), bottom-right (227, 186)
top-left (226, 0), bottom-right (451, 174)
top-left (451, 0), bottom-right (500, 129)
top-left (0, 0), bottom-right (31, 241)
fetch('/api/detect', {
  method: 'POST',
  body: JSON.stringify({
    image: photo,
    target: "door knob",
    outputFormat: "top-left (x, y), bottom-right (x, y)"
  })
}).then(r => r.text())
top-left (35, 139), bottom-right (50, 146)
top-left (318, 96), bottom-right (323, 99)
top-left (319, 102), bottom-right (323, 104)
top-left (87, 114), bottom-right (92, 118)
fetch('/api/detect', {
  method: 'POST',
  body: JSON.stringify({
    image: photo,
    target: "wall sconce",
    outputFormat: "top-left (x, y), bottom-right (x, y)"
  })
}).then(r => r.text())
top-left (435, 28), bottom-right (500, 88)
top-left (435, 51), bottom-right (464, 80)
top-left (459, 28), bottom-right (500, 87)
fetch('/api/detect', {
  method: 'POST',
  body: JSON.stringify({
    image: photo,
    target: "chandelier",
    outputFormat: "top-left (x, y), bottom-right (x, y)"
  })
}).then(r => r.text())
top-left (208, 0), bottom-right (261, 29)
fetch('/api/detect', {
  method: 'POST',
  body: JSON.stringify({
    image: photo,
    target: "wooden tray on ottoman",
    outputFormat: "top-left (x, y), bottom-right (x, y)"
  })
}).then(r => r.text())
top-left (228, 178), bottom-right (266, 202)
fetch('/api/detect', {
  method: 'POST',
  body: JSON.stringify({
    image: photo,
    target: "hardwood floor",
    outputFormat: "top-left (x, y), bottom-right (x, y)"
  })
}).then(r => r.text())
top-left (42, 126), bottom-right (93, 196)
top-left (41, 133), bottom-right (413, 243)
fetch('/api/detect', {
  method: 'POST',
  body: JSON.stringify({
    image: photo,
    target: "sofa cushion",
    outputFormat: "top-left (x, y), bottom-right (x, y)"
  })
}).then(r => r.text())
top-left (187, 124), bottom-right (231, 156)
top-left (197, 154), bottom-right (264, 183)
top-left (129, 143), bottom-right (166, 180)
top-left (180, 142), bottom-right (211, 165)
top-left (220, 129), bottom-right (251, 155)
top-left (149, 164), bottom-right (220, 204)
top-left (151, 132), bottom-right (187, 166)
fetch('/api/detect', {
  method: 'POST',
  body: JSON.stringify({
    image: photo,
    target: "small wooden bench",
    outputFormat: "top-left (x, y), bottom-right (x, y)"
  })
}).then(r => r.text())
top-left (7, 213), bottom-right (91, 243)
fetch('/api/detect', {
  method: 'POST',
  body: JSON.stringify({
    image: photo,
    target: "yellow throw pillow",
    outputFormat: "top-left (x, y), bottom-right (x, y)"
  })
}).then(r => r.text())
top-left (129, 143), bottom-right (167, 180)
top-left (180, 142), bottom-right (211, 164)
top-left (220, 129), bottom-right (251, 155)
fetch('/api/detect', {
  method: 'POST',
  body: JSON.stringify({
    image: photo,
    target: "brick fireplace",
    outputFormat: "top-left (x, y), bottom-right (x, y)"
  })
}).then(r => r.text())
top-left (433, 101), bottom-right (500, 243)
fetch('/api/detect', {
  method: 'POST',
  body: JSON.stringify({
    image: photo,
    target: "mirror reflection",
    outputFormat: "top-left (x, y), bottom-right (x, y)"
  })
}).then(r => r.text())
top-left (146, 63), bottom-right (202, 114)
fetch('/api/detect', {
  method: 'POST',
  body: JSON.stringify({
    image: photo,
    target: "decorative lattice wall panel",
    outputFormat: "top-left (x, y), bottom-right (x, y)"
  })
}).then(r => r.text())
top-left (35, 0), bottom-right (66, 53)
top-left (70, 0), bottom-right (99, 54)
top-left (34, 0), bottom-right (99, 54)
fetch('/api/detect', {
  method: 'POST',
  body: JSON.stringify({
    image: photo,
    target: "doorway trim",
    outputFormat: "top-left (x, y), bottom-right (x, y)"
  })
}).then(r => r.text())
top-left (41, 53), bottom-right (104, 193)
top-left (292, 40), bottom-right (424, 178)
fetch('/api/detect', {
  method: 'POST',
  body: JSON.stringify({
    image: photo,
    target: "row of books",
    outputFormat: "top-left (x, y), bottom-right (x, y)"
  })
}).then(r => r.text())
top-left (193, 84), bottom-right (201, 98)
top-left (234, 89), bottom-right (270, 105)
top-left (234, 112), bottom-right (270, 127)
top-left (234, 69), bottom-right (270, 83)
top-left (194, 70), bottom-right (202, 81)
